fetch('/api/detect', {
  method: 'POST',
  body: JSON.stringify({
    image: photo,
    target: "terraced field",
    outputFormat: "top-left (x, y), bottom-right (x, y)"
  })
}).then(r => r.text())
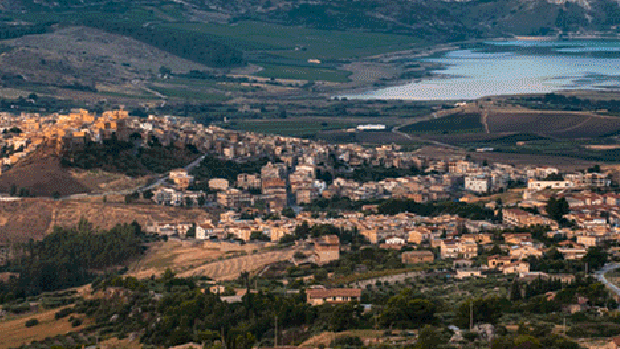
top-left (178, 249), bottom-right (295, 280)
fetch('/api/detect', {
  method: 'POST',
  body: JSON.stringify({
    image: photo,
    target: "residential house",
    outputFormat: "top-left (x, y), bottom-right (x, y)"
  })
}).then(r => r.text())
top-left (314, 235), bottom-right (340, 265)
top-left (306, 287), bottom-right (362, 305)
top-left (500, 261), bottom-right (530, 275)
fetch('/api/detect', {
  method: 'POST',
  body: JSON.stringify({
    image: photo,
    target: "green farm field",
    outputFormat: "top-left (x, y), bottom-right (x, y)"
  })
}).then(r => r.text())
top-left (161, 21), bottom-right (421, 61)
top-left (227, 118), bottom-right (358, 137)
top-left (255, 64), bottom-right (352, 83)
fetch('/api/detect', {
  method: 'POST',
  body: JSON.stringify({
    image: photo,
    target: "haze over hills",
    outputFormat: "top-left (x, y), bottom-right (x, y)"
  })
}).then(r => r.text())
top-left (2, 0), bottom-right (620, 40)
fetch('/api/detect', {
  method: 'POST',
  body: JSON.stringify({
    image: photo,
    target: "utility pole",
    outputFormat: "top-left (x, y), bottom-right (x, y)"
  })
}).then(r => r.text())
top-left (563, 316), bottom-right (566, 336)
top-left (275, 315), bottom-right (278, 348)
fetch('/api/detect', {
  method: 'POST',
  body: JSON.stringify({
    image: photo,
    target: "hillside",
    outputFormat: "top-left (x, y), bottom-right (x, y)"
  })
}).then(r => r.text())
top-left (0, 199), bottom-right (211, 243)
top-left (4, 0), bottom-right (620, 38)
top-left (0, 147), bottom-right (91, 197)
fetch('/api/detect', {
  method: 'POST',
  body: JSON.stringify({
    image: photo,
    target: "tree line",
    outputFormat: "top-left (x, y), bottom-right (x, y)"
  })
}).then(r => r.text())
top-left (0, 219), bottom-right (146, 302)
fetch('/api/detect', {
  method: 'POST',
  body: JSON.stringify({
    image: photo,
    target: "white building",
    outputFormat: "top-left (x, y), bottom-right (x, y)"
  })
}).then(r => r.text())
top-left (465, 175), bottom-right (491, 194)
top-left (527, 179), bottom-right (574, 191)
top-left (356, 124), bottom-right (385, 131)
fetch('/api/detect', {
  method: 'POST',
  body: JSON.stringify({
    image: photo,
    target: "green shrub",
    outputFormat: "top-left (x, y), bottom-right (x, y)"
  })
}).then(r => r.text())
top-left (25, 318), bottom-right (39, 327)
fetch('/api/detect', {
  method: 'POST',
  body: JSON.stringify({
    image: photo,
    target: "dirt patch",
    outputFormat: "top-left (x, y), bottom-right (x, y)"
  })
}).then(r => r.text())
top-left (0, 155), bottom-right (91, 197)
top-left (69, 170), bottom-right (152, 194)
top-left (127, 240), bottom-right (225, 279)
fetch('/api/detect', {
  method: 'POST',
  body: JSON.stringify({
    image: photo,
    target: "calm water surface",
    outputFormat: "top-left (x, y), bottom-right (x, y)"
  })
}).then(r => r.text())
top-left (345, 40), bottom-right (620, 101)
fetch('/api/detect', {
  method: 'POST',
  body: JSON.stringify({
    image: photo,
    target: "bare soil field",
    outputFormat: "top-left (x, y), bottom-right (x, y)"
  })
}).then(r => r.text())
top-left (0, 199), bottom-right (211, 243)
top-left (178, 249), bottom-right (295, 281)
top-left (486, 111), bottom-right (590, 135)
top-left (551, 116), bottom-right (620, 138)
top-left (127, 240), bottom-right (226, 279)
top-left (414, 145), bottom-right (599, 170)
top-left (0, 306), bottom-right (89, 349)
top-left (69, 170), bottom-right (152, 194)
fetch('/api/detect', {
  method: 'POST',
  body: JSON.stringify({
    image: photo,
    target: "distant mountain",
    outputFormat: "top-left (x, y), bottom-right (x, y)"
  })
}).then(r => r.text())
top-left (3, 0), bottom-right (620, 40)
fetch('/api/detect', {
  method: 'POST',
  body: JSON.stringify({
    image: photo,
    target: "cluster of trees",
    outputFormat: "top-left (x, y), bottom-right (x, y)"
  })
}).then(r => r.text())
top-left (546, 197), bottom-right (569, 221)
top-left (0, 22), bottom-right (53, 40)
top-left (0, 220), bottom-right (145, 301)
top-left (513, 93), bottom-right (620, 114)
top-left (67, 273), bottom-right (371, 348)
top-left (189, 155), bottom-right (270, 191)
top-left (288, 222), bottom-right (368, 245)
top-left (83, 21), bottom-right (245, 68)
top-left (345, 164), bottom-right (420, 183)
top-left (377, 199), bottom-right (496, 221)
top-left (61, 137), bottom-right (200, 176)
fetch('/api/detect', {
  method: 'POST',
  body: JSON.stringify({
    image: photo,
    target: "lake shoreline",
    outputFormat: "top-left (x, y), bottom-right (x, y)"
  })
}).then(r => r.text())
top-left (334, 38), bottom-right (620, 101)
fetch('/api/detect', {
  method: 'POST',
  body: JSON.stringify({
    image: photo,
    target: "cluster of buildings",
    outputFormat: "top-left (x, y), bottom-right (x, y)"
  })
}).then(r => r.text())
top-left (4, 109), bottom-right (620, 278)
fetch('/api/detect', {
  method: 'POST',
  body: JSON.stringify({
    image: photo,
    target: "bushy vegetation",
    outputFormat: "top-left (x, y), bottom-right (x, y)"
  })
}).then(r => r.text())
top-left (0, 219), bottom-right (147, 301)
top-left (83, 21), bottom-right (245, 68)
top-left (189, 155), bottom-right (270, 190)
top-left (61, 136), bottom-right (200, 176)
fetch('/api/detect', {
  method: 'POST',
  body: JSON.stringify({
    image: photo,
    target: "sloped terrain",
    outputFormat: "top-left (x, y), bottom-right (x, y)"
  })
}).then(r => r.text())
top-left (0, 199), bottom-right (211, 243)
top-left (0, 26), bottom-right (214, 90)
top-left (0, 152), bottom-right (91, 197)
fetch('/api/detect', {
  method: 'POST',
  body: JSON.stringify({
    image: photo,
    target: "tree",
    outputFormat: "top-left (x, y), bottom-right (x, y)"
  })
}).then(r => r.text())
top-left (185, 197), bottom-right (193, 207)
top-left (282, 207), bottom-right (296, 218)
top-left (456, 298), bottom-right (505, 328)
top-left (52, 191), bottom-right (60, 200)
top-left (250, 231), bottom-right (269, 241)
top-left (143, 189), bottom-right (154, 200)
top-left (583, 247), bottom-right (608, 271)
top-left (380, 290), bottom-right (438, 328)
top-left (124, 194), bottom-right (133, 204)
top-left (159, 66), bottom-right (172, 76)
top-left (186, 224), bottom-right (196, 239)
top-left (328, 303), bottom-right (359, 332)
top-left (197, 195), bottom-right (206, 207)
top-left (415, 326), bottom-right (447, 349)
top-left (546, 197), bottom-right (569, 221)
top-left (9, 184), bottom-right (16, 197)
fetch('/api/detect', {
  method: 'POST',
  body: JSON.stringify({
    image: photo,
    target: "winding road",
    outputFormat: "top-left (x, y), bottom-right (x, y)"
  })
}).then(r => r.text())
top-left (60, 154), bottom-right (207, 200)
top-left (595, 263), bottom-right (620, 299)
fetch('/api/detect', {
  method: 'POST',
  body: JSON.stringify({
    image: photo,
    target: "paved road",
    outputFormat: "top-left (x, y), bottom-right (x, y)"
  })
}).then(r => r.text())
top-left (60, 154), bottom-right (206, 200)
top-left (595, 263), bottom-right (620, 298)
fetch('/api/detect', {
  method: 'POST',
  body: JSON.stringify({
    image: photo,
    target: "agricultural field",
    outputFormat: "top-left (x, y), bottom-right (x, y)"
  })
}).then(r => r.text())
top-left (255, 64), bottom-right (352, 83)
top-left (0, 306), bottom-right (90, 349)
top-left (163, 21), bottom-right (421, 61)
top-left (400, 112), bottom-right (484, 134)
top-left (227, 118), bottom-right (359, 137)
top-left (485, 110), bottom-right (620, 138)
top-left (148, 85), bottom-right (229, 102)
top-left (178, 249), bottom-right (296, 280)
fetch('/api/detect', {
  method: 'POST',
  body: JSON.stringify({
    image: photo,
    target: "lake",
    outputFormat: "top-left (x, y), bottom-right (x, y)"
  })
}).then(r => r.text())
top-left (344, 40), bottom-right (620, 101)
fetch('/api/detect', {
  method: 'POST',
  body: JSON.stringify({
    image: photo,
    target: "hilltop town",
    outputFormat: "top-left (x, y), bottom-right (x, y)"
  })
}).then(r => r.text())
top-left (1, 108), bottom-right (620, 349)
